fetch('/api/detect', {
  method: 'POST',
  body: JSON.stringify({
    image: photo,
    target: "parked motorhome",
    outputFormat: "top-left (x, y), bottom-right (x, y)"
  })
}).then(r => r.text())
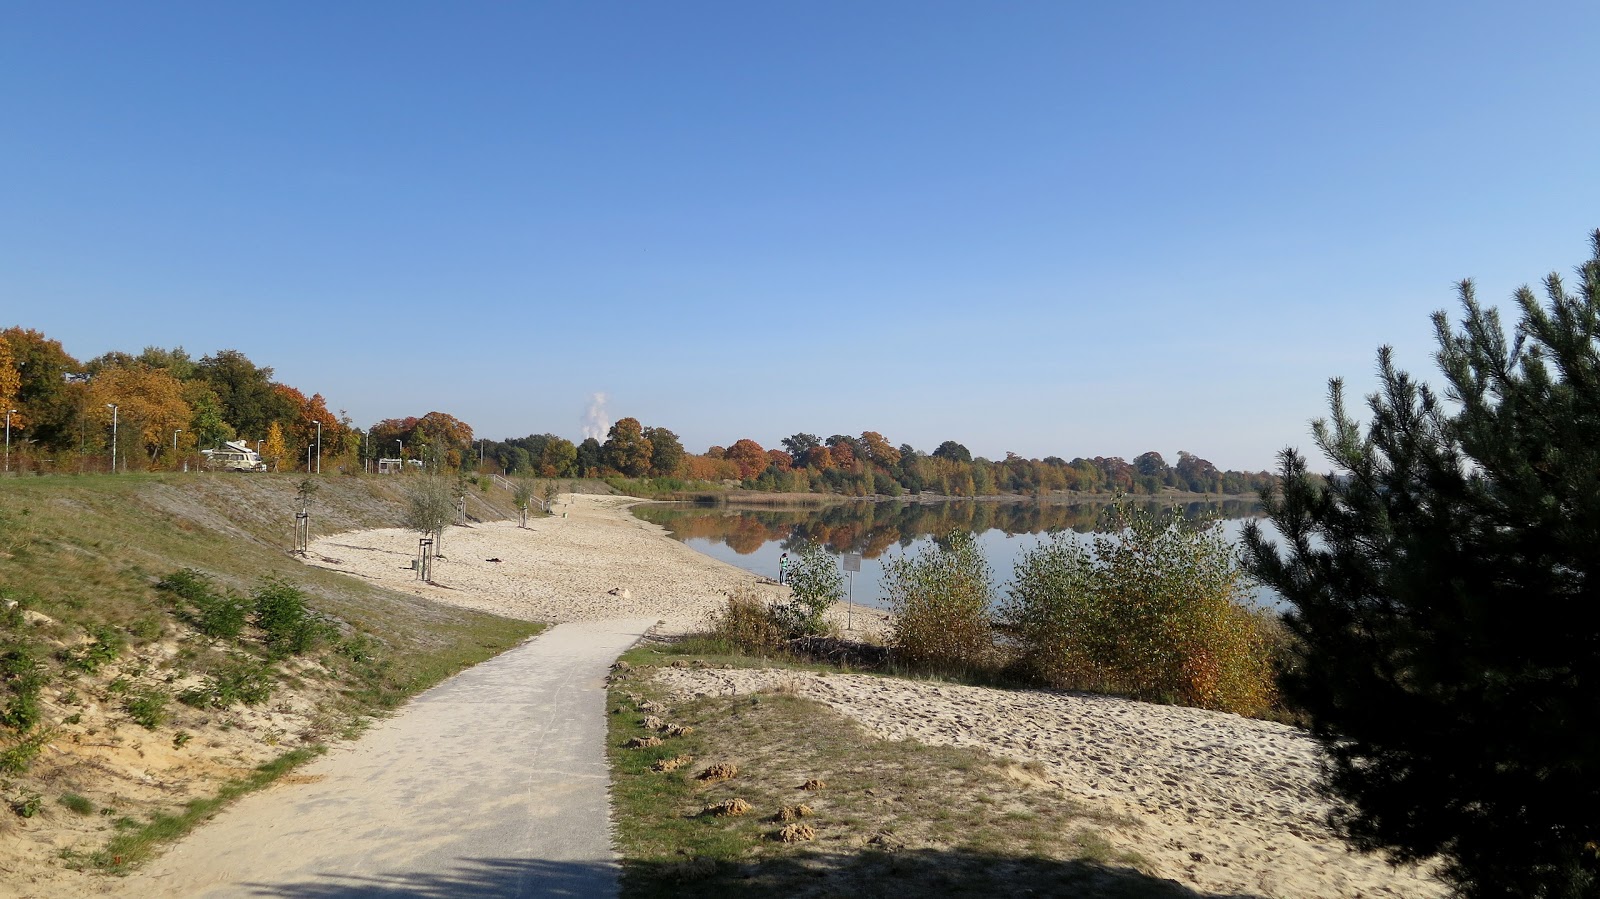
top-left (201, 440), bottom-right (268, 472)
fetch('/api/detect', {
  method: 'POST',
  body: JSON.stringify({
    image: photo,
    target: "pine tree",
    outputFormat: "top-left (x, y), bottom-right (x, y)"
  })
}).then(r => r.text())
top-left (1244, 231), bottom-right (1600, 898)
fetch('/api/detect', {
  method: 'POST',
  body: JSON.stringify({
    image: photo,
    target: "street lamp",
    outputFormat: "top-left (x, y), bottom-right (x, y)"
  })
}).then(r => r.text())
top-left (4, 410), bottom-right (16, 473)
top-left (173, 429), bottom-right (182, 452)
top-left (106, 403), bottom-right (119, 473)
top-left (315, 420), bottom-right (322, 474)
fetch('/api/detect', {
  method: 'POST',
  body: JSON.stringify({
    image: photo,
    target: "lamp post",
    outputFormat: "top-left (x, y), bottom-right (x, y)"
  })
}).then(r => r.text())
top-left (4, 409), bottom-right (15, 473)
top-left (315, 420), bottom-right (322, 474)
top-left (173, 428), bottom-right (182, 453)
top-left (106, 403), bottom-right (119, 473)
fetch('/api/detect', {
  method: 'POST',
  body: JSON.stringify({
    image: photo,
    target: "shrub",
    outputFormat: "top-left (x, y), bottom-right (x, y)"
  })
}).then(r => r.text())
top-left (1003, 506), bottom-right (1275, 716)
top-left (882, 531), bottom-right (993, 675)
top-left (776, 544), bottom-right (843, 636)
top-left (252, 579), bottom-right (332, 656)
top-left (124, 687), bottom-right (169, 730)
top-left (63, 626), bottom-right (124, 674)
top-left (0, 639), bottom-right (45, 731)
top-left (0, 727), bottom-right (54, 775)
top-left (707, 590), bottom-right (788, 655)
top-left (158, 568), bottom-right (249, 639)
top-left (179, 658), bottom-right (274, 709)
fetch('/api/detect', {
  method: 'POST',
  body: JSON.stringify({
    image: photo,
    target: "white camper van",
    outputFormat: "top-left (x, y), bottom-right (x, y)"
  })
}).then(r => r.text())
top-left (201, 440), bottom-right (268, 472)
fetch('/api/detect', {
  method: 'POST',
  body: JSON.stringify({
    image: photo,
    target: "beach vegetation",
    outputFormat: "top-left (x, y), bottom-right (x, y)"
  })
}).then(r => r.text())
top-left (775, 543), bottom-right (844, 636)
top-left (1244, 230), bottom-right (1600, 897)
top-left (1002, 505), bottom-right (1277, 717)
top-left (402, 474), bottom-right (455, 557)
top-left (882, 531), bottom-right (994, 676)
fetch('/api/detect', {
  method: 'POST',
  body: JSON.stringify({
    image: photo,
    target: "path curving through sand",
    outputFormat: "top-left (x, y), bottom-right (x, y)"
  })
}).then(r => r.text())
top-left (110, 618), bottom-right (656, 899)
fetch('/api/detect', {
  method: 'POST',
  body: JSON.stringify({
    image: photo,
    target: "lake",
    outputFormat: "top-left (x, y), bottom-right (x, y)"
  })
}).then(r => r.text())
top-left (632, 498), bottom-right (1277, 611)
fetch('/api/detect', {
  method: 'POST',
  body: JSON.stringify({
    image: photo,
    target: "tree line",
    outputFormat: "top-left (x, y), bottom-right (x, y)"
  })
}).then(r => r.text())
top-left (487, 422), bottom-right (1276, 497)
top-left (2, 326), bottom-right (1269, 495)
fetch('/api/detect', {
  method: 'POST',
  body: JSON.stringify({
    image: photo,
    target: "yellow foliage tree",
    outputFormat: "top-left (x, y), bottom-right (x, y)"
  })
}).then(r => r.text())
top-left (86, 365), bottom-right (191, 467)
top-left (0, 336), bottom-right (21, 429)
top-left (261, 422), bottom-right (287, 472)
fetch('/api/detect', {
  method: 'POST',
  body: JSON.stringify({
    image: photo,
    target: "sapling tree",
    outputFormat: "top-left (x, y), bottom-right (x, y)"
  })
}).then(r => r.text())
top-left (403, 475), bottom-right (455, 560)
top-left (1243, 231), bottom-right (1600, 898)
top-left (777, 543), bottom-right (843, 636)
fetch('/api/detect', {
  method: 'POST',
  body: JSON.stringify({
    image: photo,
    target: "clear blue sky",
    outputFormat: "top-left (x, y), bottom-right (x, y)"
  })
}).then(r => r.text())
top-left (4, 2), bottom-right (1596, 471)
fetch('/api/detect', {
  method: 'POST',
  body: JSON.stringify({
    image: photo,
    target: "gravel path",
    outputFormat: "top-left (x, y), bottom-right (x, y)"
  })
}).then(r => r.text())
top-left (112, 618), bottom-right (656, 898)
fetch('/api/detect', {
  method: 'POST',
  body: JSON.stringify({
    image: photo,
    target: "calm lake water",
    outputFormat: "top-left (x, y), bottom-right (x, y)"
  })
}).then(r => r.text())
top-left (633, 498), bottom-right (1277, 610)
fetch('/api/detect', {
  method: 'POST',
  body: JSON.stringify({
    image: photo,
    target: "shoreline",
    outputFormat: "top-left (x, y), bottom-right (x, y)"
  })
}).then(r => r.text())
top-left (302, 493), bottom-right (888, 636)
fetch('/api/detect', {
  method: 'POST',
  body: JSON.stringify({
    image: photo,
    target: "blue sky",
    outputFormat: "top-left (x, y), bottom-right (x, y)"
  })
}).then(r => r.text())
top-left (4, 2), bottom-right (1596, 470)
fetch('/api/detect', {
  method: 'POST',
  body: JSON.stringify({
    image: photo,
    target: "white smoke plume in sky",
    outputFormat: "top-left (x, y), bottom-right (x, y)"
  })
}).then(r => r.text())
top-left (581, 392), bottom-right (610, 441)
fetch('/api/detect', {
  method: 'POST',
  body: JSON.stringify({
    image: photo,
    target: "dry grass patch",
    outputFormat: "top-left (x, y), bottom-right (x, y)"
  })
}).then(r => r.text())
top-left (608, 656), bottom-right (1202, 899)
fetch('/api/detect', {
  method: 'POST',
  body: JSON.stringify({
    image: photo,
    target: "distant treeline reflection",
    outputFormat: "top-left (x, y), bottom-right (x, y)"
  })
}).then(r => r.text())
top-left (635, 499), bottom-right (1263, 558)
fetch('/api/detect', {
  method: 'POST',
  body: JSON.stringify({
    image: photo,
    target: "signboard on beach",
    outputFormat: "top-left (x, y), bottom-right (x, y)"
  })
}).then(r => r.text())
top-left (842, 553), bottom-right (862, 572)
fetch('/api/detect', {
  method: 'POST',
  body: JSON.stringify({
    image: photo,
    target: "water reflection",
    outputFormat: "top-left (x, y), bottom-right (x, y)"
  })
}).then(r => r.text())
top-left (634, 498), bottom-right (1263, 560)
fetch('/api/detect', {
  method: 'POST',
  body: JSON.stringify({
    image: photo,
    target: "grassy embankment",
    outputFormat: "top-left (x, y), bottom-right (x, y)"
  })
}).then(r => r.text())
top-left (606, 634), bottom-right (1214, 899)
top-left (0, 472), bottom-right (543, 874)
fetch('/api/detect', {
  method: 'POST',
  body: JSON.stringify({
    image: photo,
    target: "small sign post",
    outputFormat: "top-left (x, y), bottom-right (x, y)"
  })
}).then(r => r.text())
top-left (842, 553), bottom-right (862, 631)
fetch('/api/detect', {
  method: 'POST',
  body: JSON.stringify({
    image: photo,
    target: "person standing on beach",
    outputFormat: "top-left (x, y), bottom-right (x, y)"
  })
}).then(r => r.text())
top-left (779, 552), bottom-right (789, 585)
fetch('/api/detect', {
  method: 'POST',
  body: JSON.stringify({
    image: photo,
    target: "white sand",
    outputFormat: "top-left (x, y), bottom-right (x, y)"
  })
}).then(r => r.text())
top-left (303, 494), bottom-right (886, 636)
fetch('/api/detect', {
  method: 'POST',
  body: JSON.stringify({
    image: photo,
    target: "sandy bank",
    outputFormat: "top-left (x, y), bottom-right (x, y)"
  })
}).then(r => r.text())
top-left (303, 494), bottom-right (885, 636)
top-left (650, 667), bottom-right (1447, 899)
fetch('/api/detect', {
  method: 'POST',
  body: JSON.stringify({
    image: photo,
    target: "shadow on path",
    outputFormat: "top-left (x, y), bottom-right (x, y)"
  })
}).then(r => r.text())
top-left (623, 847), bottom-right (1269, 899)
top-left (242, 857), bottom-right (615, 898)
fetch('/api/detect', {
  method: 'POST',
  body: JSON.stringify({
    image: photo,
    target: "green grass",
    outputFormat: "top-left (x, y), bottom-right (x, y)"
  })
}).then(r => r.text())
top-left (59, 792), bottom-right (94, 815)
top-left (607, 647), bottom-right (1182, 899)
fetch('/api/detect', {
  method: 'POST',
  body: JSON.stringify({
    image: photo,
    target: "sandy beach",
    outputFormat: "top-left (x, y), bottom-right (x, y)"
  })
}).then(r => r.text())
top-left (303, 494), bottom-right (1445, 897)
top-left (305, 494), bottom-right (885, 635)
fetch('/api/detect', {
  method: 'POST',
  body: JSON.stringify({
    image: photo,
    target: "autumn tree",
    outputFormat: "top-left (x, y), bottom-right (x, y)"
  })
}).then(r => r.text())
top-left (273, 384), bottom-right (344, 467)
top-left (0, 336), bottom-right (20, 430)
top-left (261, 422), bottom-right (287, 472)
top-left (602, 417), bottom-right (653, 477)
top-left (826, 441), bottom-right (856, 469)
top-left (1, 327), bottom-right (81, 450)
top-left (858, 431), bottom-right (901, 470)
top-left (725, 438), bottom-right (769, 480)
top-left (537, 436), bottom-right (578, 477)
top-left (85, 364), bottom-right (192, 465)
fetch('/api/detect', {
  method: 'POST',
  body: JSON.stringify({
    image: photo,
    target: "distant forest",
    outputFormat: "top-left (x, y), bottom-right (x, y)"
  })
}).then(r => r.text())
top-left (1, 327), bottom-right (1273, 496)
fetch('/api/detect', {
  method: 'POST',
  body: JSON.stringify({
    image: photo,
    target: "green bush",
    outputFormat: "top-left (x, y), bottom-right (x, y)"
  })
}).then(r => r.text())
top-left (882, 531), bottom-right (994, 675)
top-left (776, 544), bottom-right (843, 636)
top-left (0, 727), bottom-right (53, 775)
top-left (158, 568), bottom-right (249, 639)
top-left (0, 639), bottom-right (45, 732)
top-left (63, 626), bottom-right (123, 674)
top-left (252, 579), bottom-right (332, 655)
top-left (179, 659), bottom-right (274, 709)
top-left (1003, 506), bottom-right (1275, 716)
top-left (124, 687), bottom-right (169, 730)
